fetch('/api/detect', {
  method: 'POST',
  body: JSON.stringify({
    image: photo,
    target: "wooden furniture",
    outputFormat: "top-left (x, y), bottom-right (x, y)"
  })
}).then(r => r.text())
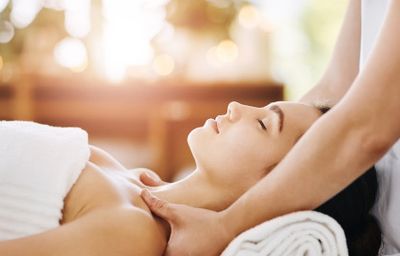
top-left (0, 74), bottom-right (284, 180)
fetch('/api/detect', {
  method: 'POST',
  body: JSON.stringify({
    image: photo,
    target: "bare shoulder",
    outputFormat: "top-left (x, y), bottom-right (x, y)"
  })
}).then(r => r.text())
top-left (88, 145), bottom-right (126, 170)
top-left (0, 206), bottom-right (166, 256)
top-left (89, 206), bottom-right (167, 256)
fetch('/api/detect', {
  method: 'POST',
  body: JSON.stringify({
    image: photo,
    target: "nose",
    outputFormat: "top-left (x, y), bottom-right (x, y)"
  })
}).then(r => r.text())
top-left (227, 101), bottom-right (244, 121)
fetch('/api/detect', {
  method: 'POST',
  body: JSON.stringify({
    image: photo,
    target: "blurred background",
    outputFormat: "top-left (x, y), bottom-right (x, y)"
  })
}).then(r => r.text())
top-left (0, 0), bottom-right (346, 180)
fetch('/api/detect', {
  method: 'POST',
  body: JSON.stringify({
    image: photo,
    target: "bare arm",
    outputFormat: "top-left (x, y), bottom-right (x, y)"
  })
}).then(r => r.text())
top-left (300, 0), bottom-right (361, 105)
top-left (0, 207), bottom-right (165, 256)
top-left (223, 0), bottom-right (400, 236)
top-left (140, 1), bottom-right (399, 255)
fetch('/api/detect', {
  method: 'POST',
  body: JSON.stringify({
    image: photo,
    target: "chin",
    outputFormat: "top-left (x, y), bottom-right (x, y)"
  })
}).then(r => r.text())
top-left (187, 127), bottom-right (202, 152)
top-left (187, 126), bottom-right (213, 164)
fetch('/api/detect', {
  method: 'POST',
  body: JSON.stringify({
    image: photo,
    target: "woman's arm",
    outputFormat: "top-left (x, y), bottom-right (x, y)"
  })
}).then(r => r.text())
top-left (141, 1), bottom-right (400, 255)
top-left (300, 0), bottom-right (361, 105)
top-left (224, 0), bottom-right (400, 245)
top-left (0, 207), bottom-right (165, 256)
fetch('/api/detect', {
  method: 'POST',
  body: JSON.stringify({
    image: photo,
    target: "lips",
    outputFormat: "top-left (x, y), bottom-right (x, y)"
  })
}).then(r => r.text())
top-left (205, 119), bottom-right (219, 133)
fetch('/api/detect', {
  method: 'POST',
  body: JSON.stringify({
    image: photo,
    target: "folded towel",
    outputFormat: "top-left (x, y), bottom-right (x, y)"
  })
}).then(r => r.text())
top-left (0, 121), bottom-right (90, 240)
top-left (222, 211), bottom-right (348, 256)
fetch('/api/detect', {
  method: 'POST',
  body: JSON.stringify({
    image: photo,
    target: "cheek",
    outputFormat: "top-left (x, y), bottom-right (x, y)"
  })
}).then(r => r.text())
top-left (212, 129), bottom-right (271, 172)
top-left (188, 125), bottom-right (287, 178)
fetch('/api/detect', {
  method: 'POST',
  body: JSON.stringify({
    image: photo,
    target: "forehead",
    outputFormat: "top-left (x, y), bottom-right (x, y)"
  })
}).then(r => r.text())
top-left (265, 102), bottom-right (319, 115)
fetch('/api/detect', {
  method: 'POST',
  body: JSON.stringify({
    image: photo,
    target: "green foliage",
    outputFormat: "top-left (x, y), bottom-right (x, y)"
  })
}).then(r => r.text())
top-left (301, 0), bottom-right (347, 81)
top-left (0, 7), bottom-right (65, 64)
top-left (166, 0), bottom-right (248, 38)
top-left (282, 0), bottom-right (347, 100)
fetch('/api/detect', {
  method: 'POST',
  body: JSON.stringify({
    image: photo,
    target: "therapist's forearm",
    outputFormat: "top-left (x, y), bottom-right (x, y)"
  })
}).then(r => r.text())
top-left (222, 0), bottom-right (400, 235)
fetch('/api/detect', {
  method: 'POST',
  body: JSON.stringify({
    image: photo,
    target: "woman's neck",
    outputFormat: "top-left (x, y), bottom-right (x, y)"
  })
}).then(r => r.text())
top-left (150, 169), bottom-right (235, 212)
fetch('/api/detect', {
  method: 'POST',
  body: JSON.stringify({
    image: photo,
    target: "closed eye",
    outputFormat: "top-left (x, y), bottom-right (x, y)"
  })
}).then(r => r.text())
top-left (258, 119), bottom-right (267, 130)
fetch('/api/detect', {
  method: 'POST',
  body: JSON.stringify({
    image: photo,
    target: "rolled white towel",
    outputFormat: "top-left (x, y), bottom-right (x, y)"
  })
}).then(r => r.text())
top-left (0, 121), bottom-right (90, 240)
top-left (222, 211), bottom-right (348, 256)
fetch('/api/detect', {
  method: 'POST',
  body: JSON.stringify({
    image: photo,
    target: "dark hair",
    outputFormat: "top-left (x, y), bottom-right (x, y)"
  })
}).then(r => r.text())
top-left (312, 104), bottom-right (381, 255)
top-left (315, 166), bottom-right (381, 256)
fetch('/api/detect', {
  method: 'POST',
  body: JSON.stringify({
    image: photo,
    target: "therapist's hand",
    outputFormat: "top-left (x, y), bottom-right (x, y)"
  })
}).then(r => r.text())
top-left (129, 168), bottom-right (169, 187)
top-left (141, 189), bottom-right (234, 256)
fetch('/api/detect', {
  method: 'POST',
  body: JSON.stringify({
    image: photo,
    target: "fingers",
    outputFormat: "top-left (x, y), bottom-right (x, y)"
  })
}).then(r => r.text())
top-left (140, 172), bottom-right (164, 186)
top-left (141, 189), bottom-right (177, 222)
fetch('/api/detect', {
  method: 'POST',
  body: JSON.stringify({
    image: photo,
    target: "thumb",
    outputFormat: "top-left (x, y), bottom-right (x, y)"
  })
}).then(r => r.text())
top-left (140, 172), bottom-right (165, 187)
top-left (141, 189), bottom-right (178, 223)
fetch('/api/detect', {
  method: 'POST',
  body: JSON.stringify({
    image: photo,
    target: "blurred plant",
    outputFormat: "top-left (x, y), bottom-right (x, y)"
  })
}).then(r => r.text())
top-left (0, 4), bottom-right (65, 65)
top-left (301, 0), bottom-right (347, 85)
top-left (166, 0), bottom-right (249, 39)
top-left (0, 4), bottom-right (17, 61)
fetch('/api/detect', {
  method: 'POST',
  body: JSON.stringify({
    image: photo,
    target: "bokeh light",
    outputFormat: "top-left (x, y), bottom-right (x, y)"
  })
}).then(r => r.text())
top-left (53, 37), bottom-right (88, 72)
top-left (101, 0), bottom-right (167, 82)
top-left (42, 0), bottom-right (65, 11)
top-left (0, 0), bottom-right (8, 13)
top-left (206, 0), bottom-right (231, 9)
top-left (153, 54), bottom-right (175, 76)
top-left (216, 40), bottom-right (238, 63)
top-left (206, 46), bottom-right (220, 67)
top-left (10, 0), bottom-right (43, 29)
top-left (64, 0), bottom-right (91, 38)
top-left (0, 20), bottom-right (14, 43)
top-left (0, 0), bottom-right (349, 103)
top-left (238, 5), bottom-right (260, 29)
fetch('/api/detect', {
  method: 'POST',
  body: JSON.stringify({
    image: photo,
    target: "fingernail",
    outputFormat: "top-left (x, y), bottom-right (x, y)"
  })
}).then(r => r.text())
top-left (144, 173), bottom-right (158, 182)
top-left (141, 188), bottom-right (150, 198)
top-left (142, 189), bottom-right (155, 200)
top-left (142, 189), bottom-right (158, 207)
top-left (149, 173), bottom-right (161, 181)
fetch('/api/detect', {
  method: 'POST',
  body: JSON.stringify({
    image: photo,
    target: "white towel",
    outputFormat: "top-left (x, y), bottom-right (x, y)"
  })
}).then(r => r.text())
top-left (222, 211), bottom-right (348, 256)
top-left (0, 121), bottom-right (90, 240)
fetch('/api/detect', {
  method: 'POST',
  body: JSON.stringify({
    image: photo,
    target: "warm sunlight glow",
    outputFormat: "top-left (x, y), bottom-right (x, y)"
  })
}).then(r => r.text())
top-left (54, 37), bottom-right (88, 72)
top-left (0, 20), bottom-right (14, 43)
top-left (0, 0), bottom-right (8, 13)
top-left (259, 18), bottom-right (275, 33)
top-left (238, 5), bottom-right (260, 29)
top-left (64, 0), bottom-right (91, 38)
top-left (216, 40), bottom-right (238, 63)
top-left (153, 54), bottom-right (175, 76)
top-left (101, 0), bottom-right (167, 82)
top-left (206, 46), bottom-right (221, 67)
top-left (42, 0), bottom-right (65, 10)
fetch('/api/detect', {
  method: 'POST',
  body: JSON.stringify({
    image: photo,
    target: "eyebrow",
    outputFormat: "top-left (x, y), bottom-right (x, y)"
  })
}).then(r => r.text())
top-left (268, 105), bottom-right (284, 132)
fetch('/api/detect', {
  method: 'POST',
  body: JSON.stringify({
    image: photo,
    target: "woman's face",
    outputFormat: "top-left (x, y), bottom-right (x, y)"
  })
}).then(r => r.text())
top-left (188, 101), bottom-right (322, 191)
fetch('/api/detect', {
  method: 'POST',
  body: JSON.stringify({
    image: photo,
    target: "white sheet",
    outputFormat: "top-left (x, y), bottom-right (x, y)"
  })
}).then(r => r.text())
top-left (0, 121), bottom-right (90, 240)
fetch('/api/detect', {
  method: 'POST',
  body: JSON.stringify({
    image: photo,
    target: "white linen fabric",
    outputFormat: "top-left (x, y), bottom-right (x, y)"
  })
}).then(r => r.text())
top-left (372, 140), bottom-right (400, 255)
top-left (222, 211), bottom-right (348, 256)
top-left (0, 121), bottom-right (90, 240)
top-left (361, 0), bottom-right (400, 254)
top-left (359, 0), bottom-right (389, 69)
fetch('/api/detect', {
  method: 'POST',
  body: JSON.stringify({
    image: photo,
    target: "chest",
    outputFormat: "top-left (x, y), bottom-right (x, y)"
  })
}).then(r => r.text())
top-left (62, 163), bottom-right (148, 223)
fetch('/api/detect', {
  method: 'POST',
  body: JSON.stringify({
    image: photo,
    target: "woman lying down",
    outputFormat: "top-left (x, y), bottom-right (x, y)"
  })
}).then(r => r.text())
top-left (0, 101), bottom-right (381, 256)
